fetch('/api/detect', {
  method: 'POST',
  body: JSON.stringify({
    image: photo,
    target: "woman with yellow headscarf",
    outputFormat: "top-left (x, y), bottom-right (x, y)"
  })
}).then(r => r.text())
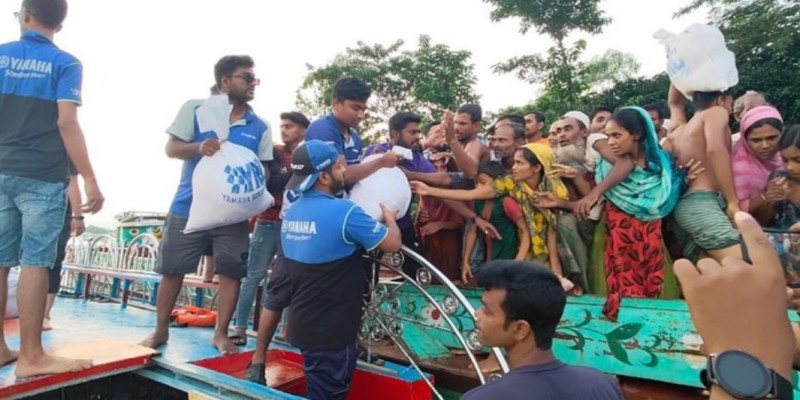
top-left (411, 143), bottom-right (575, 291)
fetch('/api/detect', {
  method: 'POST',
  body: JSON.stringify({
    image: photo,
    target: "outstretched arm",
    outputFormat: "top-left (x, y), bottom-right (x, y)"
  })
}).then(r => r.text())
top-left (411, 181), bottom-right (496, 201)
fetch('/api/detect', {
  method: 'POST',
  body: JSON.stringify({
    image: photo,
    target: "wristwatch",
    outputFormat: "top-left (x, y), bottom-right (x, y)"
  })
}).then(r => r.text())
top-left (700, 350), bottom-right (793, 400)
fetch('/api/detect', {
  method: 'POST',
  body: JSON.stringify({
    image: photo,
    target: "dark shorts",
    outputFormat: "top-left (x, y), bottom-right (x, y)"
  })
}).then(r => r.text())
top-left (155, 214), bottom-right (249, 280)
top-left (302, 343), bottom-right (358, 400)
top-left (263, 254), bottom-right (291, 312)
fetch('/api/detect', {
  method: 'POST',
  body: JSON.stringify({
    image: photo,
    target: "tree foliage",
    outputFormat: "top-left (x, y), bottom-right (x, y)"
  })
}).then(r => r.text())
top-left (483, 0), bottom-right (617, 119)
top-left (484, 0), bottom-right (610, 39)
top-left (295, 35), bottom-right (479, 140)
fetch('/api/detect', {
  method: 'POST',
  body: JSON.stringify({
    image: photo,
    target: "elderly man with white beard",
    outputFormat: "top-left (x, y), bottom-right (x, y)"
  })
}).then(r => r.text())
top-left (546, 111), bottom-right (637, 294)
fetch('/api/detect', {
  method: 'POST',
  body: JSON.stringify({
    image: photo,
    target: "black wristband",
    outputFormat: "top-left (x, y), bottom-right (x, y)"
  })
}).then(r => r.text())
top-left (71, 215), bottom-right (85, 221)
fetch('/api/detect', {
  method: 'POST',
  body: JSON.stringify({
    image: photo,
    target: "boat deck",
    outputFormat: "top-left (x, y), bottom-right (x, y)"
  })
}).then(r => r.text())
top-left (0, 296), bottom-right (431, 400)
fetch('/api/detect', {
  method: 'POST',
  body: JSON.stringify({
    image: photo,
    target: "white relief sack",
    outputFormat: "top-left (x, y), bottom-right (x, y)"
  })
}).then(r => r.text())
top-left (184, 95), bottom-right (274, 233)
top-left (348, 154), bottom-right (412, 221)
top-left (654, 24), bottom-right (738, 97)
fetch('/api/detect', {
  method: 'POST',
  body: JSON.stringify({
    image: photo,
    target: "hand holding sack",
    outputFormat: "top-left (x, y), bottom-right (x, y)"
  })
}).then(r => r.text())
top-left (654, 24), bottom-right (738, 97)
top-left (184, 95), bottom-right (274, 233)
top-left (348, 154), bottom-right (412, 221)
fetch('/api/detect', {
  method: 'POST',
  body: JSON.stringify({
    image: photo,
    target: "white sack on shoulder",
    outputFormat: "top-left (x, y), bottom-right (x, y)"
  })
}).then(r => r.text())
top-left (654, 24), bottom-right (738, 97)
top-left (349, 154), bottom-right (412, 221)
top-left (184, 95), bottom-right (273, 233)
top-left (185, 142), bottom-right (274, 233)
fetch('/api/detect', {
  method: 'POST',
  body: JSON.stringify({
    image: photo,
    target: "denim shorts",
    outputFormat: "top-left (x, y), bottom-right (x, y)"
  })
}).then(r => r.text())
top-left (0, 174), bottom-right (67, 268)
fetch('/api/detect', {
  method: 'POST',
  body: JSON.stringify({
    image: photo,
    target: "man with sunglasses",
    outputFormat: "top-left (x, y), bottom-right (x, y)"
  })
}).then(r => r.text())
top-left (140, 55), bottom-right (274, 356)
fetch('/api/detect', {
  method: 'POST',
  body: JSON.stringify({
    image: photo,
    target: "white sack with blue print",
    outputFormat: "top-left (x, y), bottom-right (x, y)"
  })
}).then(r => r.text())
top-left (654, 24), bottom-right (738, 97)
top-left (184, 95), bottom-right (274, 233)
top-left (348, 154), bottom-right (411, 221)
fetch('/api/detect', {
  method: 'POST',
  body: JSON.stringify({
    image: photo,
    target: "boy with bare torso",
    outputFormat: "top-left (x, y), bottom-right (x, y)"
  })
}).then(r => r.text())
top-left (663, 85), bottom-right (741, 262)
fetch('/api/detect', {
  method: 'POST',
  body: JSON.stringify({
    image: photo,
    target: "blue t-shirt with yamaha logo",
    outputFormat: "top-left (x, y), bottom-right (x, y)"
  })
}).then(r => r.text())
top-left (281, 190), bottom-right (388, 350)
top-left (166, 101), bottom-right (273, 217)
top-left (0, 31), bottom-right (82, 182)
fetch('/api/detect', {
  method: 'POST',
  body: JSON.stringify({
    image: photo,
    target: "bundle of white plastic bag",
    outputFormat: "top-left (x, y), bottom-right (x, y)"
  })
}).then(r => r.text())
top-left (184, 95), bottom-right (274, 233)
top-left (349, 150), bottom-right (412, 221)
top-left (654, 24), bottom-right (738, 97)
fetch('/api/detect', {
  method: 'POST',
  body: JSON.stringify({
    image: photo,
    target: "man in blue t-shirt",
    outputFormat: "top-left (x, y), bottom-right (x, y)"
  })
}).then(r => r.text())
top-left (462, 260), bottom-right (624, 400)
top-left (304, 76), bottom-right (402, 185)
top-left (280, 140), bottom-right (401, 399)
top-left (0, 0), bottom-right (104, 378)
top-left (139, 55), bottom-right (273, 356)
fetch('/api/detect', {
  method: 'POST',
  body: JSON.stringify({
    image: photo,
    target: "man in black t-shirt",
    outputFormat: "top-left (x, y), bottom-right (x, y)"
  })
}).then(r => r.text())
top-left (462, 260), bottom-right (623, 400)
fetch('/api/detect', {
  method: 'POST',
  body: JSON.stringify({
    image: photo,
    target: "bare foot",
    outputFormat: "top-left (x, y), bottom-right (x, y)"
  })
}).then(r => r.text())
top-left (213, 335), bottom-right (239, 356)
top-left (15, 354), bottom-right (92, 378)
top-left (42, 318), bottom-right (52, 331)
top-left (0, 346), bottom-right (18, 366)
top-left (139, 331), bottom-right (168, 349)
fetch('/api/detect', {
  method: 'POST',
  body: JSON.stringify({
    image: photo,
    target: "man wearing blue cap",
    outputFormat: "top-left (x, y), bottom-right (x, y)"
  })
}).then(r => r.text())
top-left (246, 140), bottom-right (401, 398)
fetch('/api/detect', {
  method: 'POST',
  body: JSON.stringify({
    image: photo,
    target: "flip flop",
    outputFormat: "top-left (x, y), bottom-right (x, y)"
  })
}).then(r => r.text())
top-left (229, 334), bottom-right (247, 346)
top-left (245, 362), bottom-right (266, 386)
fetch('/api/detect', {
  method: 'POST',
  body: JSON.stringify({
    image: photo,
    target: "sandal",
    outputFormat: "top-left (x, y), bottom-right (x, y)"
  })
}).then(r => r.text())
top-left (245, 362), bottom-right (266, 385)
top-left (229, 334), bottom-right (247, 346)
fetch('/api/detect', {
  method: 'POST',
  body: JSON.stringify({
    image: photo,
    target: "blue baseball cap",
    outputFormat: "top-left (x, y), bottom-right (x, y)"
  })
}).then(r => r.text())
top-left (287, 140), bottom-right (340, 192)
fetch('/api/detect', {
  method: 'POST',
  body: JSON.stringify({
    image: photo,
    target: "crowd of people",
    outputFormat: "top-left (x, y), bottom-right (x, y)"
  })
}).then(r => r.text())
top-left (2, 1), bottom-right (800, 400)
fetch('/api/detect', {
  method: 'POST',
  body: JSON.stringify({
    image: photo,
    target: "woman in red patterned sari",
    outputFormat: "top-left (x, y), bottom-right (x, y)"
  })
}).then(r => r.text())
top-left (535, 107), bottom-right (681, 320)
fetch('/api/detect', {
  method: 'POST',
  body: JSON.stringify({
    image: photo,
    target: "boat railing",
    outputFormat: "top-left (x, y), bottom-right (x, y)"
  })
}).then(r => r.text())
top-left (360, 246), bottom-right (509, 399)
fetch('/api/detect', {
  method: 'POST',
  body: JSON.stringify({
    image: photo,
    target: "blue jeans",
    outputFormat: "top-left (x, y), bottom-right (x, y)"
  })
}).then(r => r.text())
top-left (0, 174), bottom-right (67, 268)
top-left (233, 220), bottom-right (280, 329)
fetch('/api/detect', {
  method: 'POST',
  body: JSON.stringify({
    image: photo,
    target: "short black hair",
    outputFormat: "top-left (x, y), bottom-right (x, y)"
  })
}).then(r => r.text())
top-left (332, 76), bottom-right (372, 103)
top-left (643, 104), bottom-right (666, 119)
top-left (214, 55), bottom-right (255, 87)
top-left (692, 89), bottom-right (735, 111)
top-left (280, 112), bottom-right (311, 129)
top-left (457, 104), bottom-right (482, 123)
top-left (477, 161), bottom-right (506, 179)
top-left (779, 124), bottom-right (800, 151)
top-left (590, 106), bottom-right (613, 122)
top-left (489, 114), bottom-right (525, 135)
top-left (495, 122), bottom-right (526, 142)
top-left (477, 260), bottom-right (566, 350)
top-left (424, 120), bottom-right (441, 136)
top-left (389, 112), bottom-right (422, 134)
top-left (23, 0), bottom-right (68, 29)
top-left (526, 111), bottom-right (546, 124)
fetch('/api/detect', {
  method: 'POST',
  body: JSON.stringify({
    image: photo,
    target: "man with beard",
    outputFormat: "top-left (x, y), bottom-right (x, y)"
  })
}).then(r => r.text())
top-left (365, 112), bottom-right (435, 275)
top-left (281, 140), bottom-right (401, 399)
top-left (140, 56), bottom-right (273, 355)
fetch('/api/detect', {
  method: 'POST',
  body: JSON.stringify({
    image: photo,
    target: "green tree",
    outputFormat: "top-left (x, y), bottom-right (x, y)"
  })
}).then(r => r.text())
top-left (296, 35), bottom-right (480, 142)
top-left (676, 0), bottom-right (800, 123)
top-left (484, 0), bottom-right (612, 113)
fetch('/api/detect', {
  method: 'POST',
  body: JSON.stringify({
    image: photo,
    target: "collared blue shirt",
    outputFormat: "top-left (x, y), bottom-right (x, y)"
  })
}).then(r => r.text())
top-left (305, 114), bottom-right (363, 165)
top-left (282, 190), bottom-right (387, 263)
top-left (0, 31), bottom-right (82, 182)
top-left (168, 104), bottom-right (272, 217)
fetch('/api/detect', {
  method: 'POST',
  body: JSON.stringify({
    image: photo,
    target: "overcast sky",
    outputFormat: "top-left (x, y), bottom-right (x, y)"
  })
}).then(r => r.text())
top-left (1, 0), bottom-right (708, 228)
